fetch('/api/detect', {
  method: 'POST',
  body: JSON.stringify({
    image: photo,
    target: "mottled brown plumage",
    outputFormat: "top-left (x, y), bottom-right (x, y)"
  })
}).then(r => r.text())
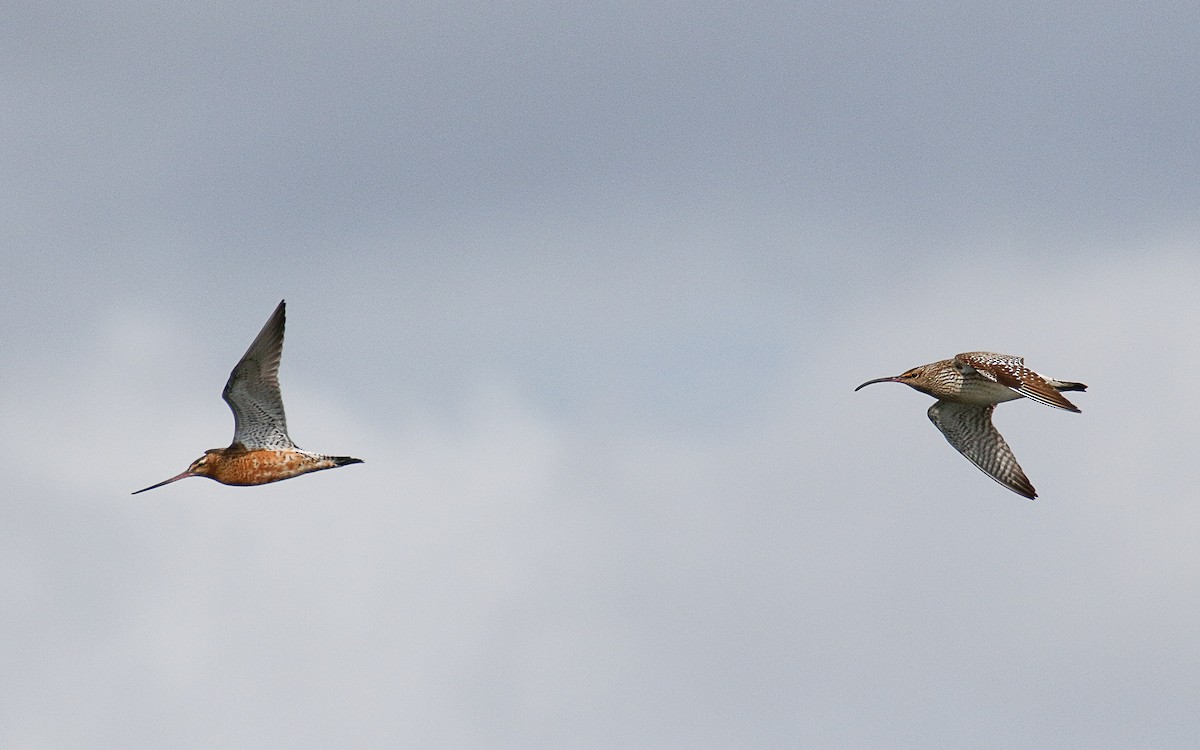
top-left (133, 300), bottom-right (362, 494)
top-left (855, 351), bottom-right (1085, 500)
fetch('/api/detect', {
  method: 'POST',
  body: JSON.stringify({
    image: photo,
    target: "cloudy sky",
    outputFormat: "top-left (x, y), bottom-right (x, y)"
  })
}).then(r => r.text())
top-left (3, 2), bottom-right (1200, 747)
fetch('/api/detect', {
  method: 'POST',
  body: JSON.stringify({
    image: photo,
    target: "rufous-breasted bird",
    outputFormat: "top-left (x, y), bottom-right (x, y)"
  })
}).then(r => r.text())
top-left (133, 300), bottom-right (362, 494)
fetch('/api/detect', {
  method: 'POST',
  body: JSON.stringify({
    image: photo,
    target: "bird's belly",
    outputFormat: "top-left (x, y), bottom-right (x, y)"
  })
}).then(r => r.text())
top-left (210, 450), bottom-right (337, 486)
top-left (957, 381), bottom-right (1022, 405)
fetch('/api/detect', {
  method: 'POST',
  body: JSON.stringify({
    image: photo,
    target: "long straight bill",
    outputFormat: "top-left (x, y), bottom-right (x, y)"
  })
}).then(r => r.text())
top-left (131, 471), bottom-right (194, 495)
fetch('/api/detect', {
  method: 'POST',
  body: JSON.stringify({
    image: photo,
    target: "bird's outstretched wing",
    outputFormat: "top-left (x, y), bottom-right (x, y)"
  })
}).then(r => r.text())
top-left (927, 400), bottom-right (1036, 499)
top-left (955, 352), bottom-right (1081, 412)
top-left (222, 300), bottom-right (294, 450)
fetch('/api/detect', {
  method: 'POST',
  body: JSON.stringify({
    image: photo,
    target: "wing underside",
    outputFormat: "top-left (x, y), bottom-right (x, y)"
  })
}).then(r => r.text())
top-left (927, 400), bottom-right (1036, 499)
top-left (222, 300), bottom-right (294, 450)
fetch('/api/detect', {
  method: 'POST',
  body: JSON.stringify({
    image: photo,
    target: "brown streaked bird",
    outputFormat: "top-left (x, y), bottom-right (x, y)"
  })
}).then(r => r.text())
top-left (854, 351), bottom-right (1086, 500)
top-left (133, 300), bottom-right (362, 494)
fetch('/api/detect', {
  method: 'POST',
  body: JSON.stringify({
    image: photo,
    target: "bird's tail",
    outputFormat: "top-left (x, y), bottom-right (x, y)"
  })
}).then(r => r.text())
top-left (333, 456), bottom-right (364, 466)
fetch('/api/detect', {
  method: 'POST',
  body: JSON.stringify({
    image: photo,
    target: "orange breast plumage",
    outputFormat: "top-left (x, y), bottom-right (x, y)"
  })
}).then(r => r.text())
top-left (204, 449), bottom-right (353, 486)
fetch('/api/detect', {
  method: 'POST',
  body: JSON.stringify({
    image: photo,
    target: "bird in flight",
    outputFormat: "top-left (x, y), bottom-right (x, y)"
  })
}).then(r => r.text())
top-left (855, 351), bottom-right (1085, 500)
top-left (133, 300), bottom-right (362, 494)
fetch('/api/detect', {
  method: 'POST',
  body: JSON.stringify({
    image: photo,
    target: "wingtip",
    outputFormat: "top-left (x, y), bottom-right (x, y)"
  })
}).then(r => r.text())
top-left (1009, 482), bottom-right (1037, 500)
top-left (1008, 476), bottom-right (1037, 500)
top-left (1024, 387), bottom-right (1083, 413)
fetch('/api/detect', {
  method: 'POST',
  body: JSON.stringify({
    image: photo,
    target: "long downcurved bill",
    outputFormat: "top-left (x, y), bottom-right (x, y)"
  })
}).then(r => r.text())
top-left (854, 376), bottom-right (900, 391)
top-left (131, 470), bottom-right (194, 495)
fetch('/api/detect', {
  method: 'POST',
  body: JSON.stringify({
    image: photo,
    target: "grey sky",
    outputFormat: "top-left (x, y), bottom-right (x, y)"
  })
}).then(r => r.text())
top-left (3, 2), bottom-right (1200, 748)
